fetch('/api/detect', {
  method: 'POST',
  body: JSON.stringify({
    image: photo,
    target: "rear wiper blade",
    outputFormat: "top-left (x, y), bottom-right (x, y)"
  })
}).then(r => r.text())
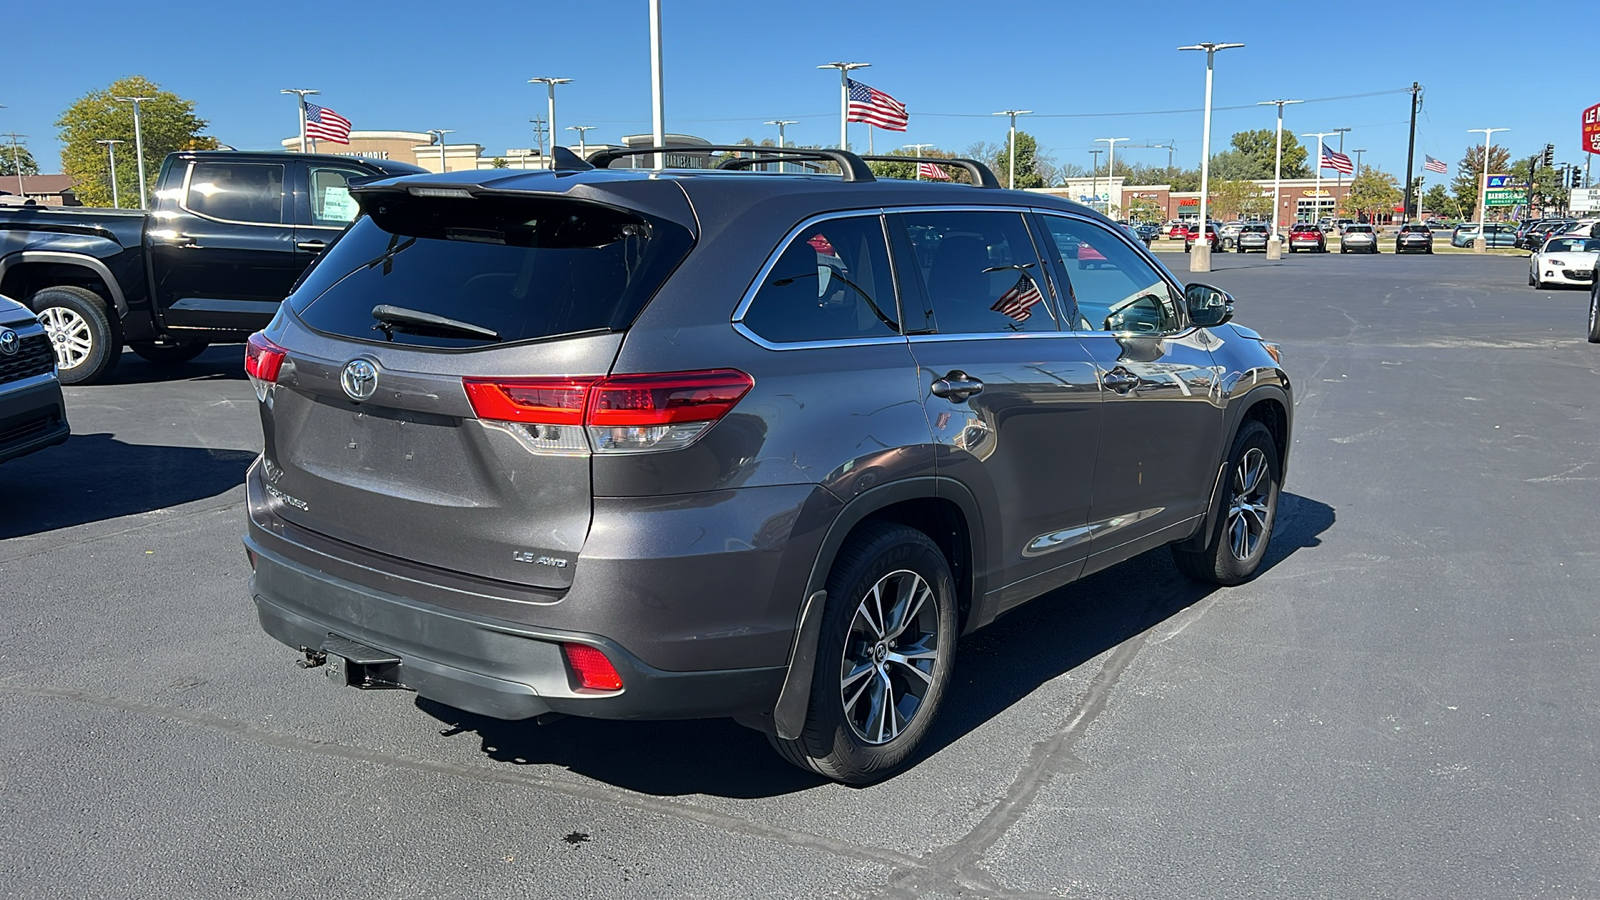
top-left (371, 304), bottom-right (501, 342)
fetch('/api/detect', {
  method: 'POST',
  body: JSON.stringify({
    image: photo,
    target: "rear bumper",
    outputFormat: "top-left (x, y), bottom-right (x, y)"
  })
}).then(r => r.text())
top-left (0, 373), bottom-right (70, 465)
top-left (244, 460), bottom-right (836, 721)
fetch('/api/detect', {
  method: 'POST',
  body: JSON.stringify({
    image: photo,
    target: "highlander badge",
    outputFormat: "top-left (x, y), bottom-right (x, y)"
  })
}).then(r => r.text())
top-left (341, 359), bottom-right (378, 402)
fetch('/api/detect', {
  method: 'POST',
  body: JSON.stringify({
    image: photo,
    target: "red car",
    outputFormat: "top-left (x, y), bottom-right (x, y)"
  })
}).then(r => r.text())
top-left (1183, 223), bottom-right (1224, 253)
top-left (1288, 223), bottom-right (1326, 253)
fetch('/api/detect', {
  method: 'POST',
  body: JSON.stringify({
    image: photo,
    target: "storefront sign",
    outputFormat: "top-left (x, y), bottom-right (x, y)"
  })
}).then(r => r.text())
top-left (1583, 103), bottom-right (1600, 155)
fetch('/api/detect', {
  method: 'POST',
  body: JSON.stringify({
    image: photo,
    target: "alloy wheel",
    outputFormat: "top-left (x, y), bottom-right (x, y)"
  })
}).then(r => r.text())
top-left (1226, 447), bottom-right (1272, 561)
top-left (38, 306), bottom-right (93, 370)
top-left (839, 569), bottom-right (940, 745)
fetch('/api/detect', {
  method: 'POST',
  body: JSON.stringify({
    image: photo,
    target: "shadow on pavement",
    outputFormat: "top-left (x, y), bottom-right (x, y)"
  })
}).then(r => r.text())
top-left (100, 344), bottom-right (248, 386)
top-left (0, 433), bottom-right (255, 538)
top-left (418, 492), bottom-right (1335, 798)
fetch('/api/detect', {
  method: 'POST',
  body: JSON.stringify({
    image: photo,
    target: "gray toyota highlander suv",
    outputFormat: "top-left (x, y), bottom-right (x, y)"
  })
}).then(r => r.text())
top-left (244, 147), bottom-right (1293, 783)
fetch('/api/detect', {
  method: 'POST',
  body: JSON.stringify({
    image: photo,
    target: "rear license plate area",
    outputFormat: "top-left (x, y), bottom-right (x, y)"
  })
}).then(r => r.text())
top-left (321, 635), bottom-right (405, 690)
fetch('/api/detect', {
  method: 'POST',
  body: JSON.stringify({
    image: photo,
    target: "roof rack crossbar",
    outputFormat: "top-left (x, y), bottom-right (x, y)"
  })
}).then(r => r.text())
top-left (588, 145), bottom-right (876, 183)
top-left (854, 155), bottom-right (1003, 189)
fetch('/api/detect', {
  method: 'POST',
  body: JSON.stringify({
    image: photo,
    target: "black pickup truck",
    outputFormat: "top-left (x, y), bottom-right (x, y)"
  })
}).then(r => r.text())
top-left (0, 150), bottom-right (425, 383)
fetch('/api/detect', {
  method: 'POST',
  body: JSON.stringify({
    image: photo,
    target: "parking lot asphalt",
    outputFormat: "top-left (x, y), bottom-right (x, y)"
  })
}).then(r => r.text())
top-left (2, 252), bottom-right (1596, 899)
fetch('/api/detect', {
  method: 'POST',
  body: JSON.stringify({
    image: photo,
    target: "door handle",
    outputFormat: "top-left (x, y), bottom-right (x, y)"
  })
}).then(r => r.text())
top-left (296, 240), bottom-right (328, 252)
top-left (930, 371), bottom-right (984, 402)
top-left (1101, 368), bottom-right (1140, 393)
top-left (159, 233), bottom-right (199, 248)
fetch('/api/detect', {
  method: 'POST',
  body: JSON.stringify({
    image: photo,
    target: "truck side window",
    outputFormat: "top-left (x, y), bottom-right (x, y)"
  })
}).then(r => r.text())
top-left (308, 167), bottom-right (366, 227)
top-left (186, 162), bottom-right (286, 225)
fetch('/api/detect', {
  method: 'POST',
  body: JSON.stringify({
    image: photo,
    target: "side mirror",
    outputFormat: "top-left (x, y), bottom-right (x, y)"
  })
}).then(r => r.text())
top-left (1184, 283), bottom-right (1234, 328)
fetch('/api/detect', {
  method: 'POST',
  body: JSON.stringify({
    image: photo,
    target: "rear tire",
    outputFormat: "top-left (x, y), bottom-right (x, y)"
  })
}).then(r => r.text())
top-left (1587, 280), bottom-right (1600, 343)
top-left (1172, 421), bottom-right (1281, 586)
top-left (130, 339), bottom-right (210, 365)
top-left (768, 523), bottom-right (957, 784)
top-left (32, 285), bottom-right (121, 385)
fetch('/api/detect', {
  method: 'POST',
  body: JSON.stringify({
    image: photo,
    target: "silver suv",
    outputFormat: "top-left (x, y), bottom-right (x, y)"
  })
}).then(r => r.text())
top-left (243, 147), bottom-right (1293, 783)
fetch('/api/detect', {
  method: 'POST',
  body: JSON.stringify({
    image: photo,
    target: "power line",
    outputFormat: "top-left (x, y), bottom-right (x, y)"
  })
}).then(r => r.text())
top-left (914, 88), bottom-right (1416, 120)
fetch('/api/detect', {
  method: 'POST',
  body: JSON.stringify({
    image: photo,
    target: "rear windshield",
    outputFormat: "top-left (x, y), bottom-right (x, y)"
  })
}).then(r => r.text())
top-left (288, 193), bottom-right (694, 349)
top-left (1345, 225), bottom-right (1373, 233)
top-left (1241, 225), bottom-right (1268, 233)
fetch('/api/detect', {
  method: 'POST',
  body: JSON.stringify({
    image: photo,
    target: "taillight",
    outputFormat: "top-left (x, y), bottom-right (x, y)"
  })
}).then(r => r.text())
top-left (464, 368), bottom-right (753, 455)
top-left (245, 332), bottom-right (286, 401)
top-left (562, 643), bottom-right (623, 692)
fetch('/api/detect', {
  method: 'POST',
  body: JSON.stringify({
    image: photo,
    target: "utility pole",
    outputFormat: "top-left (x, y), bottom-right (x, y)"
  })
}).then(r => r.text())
top-left (3, 133), bottom-right (25, 199)
top-left (112, 95), bottom-right (154, 209)
top-left (529, 117), bottom-right (547, 157)
top-left (993, 110), bottom-right (1032, 190)
top-left (1402, 82), bottom-right (1422, 222)
top-left (280, 89), bottom-right (320, 154)
top-left (95, 139), bottom-right (125, 208)
top-left (817, 62), bottom-right (870, 151)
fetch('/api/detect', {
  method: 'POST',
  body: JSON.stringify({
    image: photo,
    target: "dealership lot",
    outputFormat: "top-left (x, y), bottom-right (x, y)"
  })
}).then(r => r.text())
top-left (2, 253), bottom-right (1596, 898)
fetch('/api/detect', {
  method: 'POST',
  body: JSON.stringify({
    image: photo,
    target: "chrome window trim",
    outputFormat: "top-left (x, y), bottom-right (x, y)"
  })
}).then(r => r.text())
top-left (177, 160), bottom-right (291, 228)
top-left (1033, 210), bottom-right (1195, 338)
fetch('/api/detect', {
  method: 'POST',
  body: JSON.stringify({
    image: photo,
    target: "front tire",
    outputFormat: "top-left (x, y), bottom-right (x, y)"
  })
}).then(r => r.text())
top-left (1172, 421), bottom-right (1281, 586)
top-left (1587, 280), bottom-right (1600, 343)
top-left (768, 523), bottom-right (957, 784)
top-left (33, 285), bottom-right (121, 385)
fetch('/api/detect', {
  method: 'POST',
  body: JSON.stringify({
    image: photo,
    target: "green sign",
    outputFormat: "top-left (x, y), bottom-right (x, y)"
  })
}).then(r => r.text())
top-left (1485, 188), bottom-right (1524, 207)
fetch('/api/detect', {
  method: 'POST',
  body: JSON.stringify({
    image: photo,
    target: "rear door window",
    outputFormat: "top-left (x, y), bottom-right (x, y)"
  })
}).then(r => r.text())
top-left (185, 162), bottom-right (286, 224)
top-left (289, 193), bottom-right (694, 349)
top-left (739, 215), bottom-right (900, 344)
top-left (305, 165), bottom-right (369, 227)
top-left (892, 210), bottom-right (1057, 334)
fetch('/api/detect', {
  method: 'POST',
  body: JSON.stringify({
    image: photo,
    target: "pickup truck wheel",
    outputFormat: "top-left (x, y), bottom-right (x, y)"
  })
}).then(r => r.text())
top-left (767, 523), bottom-right (956, 784)
top-left (34, 285), bottom-right (121, 385)
top-left (130, 339), bottom-right (210, 365)
top-left (1172, 420), bottom-right (1281, 586)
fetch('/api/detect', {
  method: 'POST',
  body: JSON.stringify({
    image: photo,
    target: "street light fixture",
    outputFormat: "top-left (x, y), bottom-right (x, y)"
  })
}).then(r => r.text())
top-left (1178, 42), bottom-right (1244, 272)
top-left (566, 125), bottom-right (595, 158)
top-left (112, 95), bottom-right (155, 209)
top-left (768, 120), bottom-right (799, 173)
top-left (280, 88), bottom-right (321, 153)
top-left (1089, 149), bottom-right (1103, 212)
top-left (95, 139), bottom-right (125, 208)
top-left (904, 142), bottom-right (934, 179)
top-left (817, 62), bottom-right (870, 151)
top-left (1257, 99), bottom-right (1303, 259)
top-left (1095, 138), bottom-right (1129, 218)
top-left (527, 77), bottom-right (571, 159)
top-left (1351, 149), bottom-right (1366, 179)
top-left (1302, 130), bottom-right (1338, 230)
top-left (426, 129), bottom-right (455, 173)
top-left (1331, 126), bottom-right (1352, 202)
top-left (1468, 127), bottom-right (1509, 252)
top-left (993, 110), bottom-right (1032, 190)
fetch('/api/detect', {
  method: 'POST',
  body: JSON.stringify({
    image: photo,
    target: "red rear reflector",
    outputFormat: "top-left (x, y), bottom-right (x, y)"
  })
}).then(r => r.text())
top-left (463, 377), bottom-right (598, 425)
top-left (587, 369), bottom-right (754, 427)
top-left (562, 643), bottom-right (623, 692)
top-left (245, 332), bottom-right (286, 383)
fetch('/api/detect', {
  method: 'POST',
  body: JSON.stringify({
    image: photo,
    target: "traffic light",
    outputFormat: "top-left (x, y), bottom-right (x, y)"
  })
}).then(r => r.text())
top-left (1542, 144), bottom-right (1554, 167)
top-left (1572, 169), bottom-right (1583, 188)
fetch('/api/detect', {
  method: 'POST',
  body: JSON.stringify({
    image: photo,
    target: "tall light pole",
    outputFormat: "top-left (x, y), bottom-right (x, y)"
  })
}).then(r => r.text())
top-left (1257, 99), bottom-right (1303, 260)
top-left (768, 120), bottom-right (798, 173)
top-left (1351, 149), bottom-right (1366, 179)
top-left (527, 77), bottom-right (571, 160)
top-left (1095, 137), bottom-right (1129, 219)
top-left (649, 0), bottom-right (665, 168)
top-left (567, 125), bottom-right (595, 157)
top-left (904, 142), bottom-right (934, 179)
top-left (1468, 127), bottom-right (1509, 252)
top-left (95, 139), bottom-right (125, 208)
top-left (817, 62), bottom-right (870, 151)
top-left (112, 95), bottom-right (155, 209)
top-left (1331, 126), bottom-right (1351, 211)
top-left (993, 110), bottom-right (1032, 190)
top-left (280, 88), bottom-right (320, 153)
top-left (426, 129), bottom-right (454, 173)
top-left (1178, 41), bottom-right (1244, 273)
top-left (1089, 149), bottom-right (1103, 212)
top-left (1303, 130), bottom-right (1337, 230)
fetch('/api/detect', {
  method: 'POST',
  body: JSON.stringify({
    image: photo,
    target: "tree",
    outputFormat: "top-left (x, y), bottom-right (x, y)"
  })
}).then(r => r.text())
top-left (1421, 183), bottom-right (1452, 219)
top-left (864, 146), bottom-right (979, 184)
top-left (57, 76), bottom-right (216, 207)
top-left (1227, 128), bottom-right (1309, 180)
top-left (1342, 167), bottom-right (1402, 222)
top-left (490, 157), bottom-right (509, 169)
top-left (1128, 196), bottom-right (1163, 223)
top-left (971, 131), bottom-right (1053, 188)
top-left (1451, 143), bottom-right (1511, 222)
top-left (0, 145), bottom-right (40, 178)
top-left (1209, 178), bottom-right (1263, 220)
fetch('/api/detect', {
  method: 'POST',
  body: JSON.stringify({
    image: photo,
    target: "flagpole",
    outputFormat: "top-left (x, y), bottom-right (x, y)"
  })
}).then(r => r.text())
top-left (868, 124), bottom-right (873, 154)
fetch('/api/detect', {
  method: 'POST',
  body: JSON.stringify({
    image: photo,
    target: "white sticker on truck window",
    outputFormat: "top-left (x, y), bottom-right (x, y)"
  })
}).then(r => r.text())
top-left (321, 186), bottom-right (357, 223)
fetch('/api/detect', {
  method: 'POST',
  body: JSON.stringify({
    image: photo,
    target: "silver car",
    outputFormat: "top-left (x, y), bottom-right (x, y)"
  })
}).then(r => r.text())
top-left (243, 147), bottom-right (1294, 783)
top-left (1341, 224), bottom-right (1379, 254)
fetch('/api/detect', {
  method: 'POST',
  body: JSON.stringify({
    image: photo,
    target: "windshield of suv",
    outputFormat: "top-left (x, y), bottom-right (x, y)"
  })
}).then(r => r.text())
top-left (288, 194), bottom-right (694, 348)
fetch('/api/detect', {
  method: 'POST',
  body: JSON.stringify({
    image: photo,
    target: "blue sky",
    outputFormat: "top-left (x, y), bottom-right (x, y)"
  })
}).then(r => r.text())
top-left (2, 0), bottom-right (1586, 183)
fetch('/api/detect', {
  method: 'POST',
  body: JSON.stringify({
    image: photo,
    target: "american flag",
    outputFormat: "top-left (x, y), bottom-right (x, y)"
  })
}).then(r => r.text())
top-left (847, 79), bottom-right (909, 132)
top-left (1320, 143), bottom-right (1353, 175)
top-left (991, 273), bottom-right (1043, 322)
top-left (305, 103), bottom-right (352, 145)
top-left (1423, 155), bottom-right (1448, 174)
top-left (917, 161), bottom-right (951, 181)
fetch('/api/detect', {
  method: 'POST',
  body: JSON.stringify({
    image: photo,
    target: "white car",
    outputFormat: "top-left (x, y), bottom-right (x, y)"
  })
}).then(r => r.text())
top-left (1528, 235), bottom-right (1600, 289)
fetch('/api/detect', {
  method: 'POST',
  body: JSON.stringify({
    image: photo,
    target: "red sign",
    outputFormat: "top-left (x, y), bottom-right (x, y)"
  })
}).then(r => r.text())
top-left (1178, 197), bottom-right (1198, 206)
top-left (1584, 103), bottom-right (1600, 155)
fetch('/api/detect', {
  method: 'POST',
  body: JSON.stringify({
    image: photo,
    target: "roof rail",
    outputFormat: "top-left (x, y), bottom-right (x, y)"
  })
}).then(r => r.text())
top-left (588, 145), bottom-right (876, 183)
top-left (854, 155), bottom-right (1002, 189)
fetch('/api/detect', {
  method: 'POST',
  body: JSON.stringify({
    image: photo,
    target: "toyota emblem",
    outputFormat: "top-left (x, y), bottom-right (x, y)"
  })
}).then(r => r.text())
top-left (340, 359), bottom-right (379, 402)
top-left (0, 328), bottom-right (17, 356)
